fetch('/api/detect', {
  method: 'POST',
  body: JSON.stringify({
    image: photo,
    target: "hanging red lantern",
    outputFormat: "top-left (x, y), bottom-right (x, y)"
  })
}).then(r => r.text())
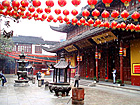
top-left (111, 21), bottom-right (117, 29)
top-left (36, 8), bottom-right (43, 14)
top-left (45, 8), bottom-right (51, 14)
top-left (72, 17), bottom-right (78, 25)
top-left (88, 18), bottom-right (94, 26)
top-left (22, 15), bottom-right (27, 19)
top-left (87, 0), bottom-right (98, 9)
top-left (102, 0), bottom-right (113, 7)
top-left (33, 13), bottom-right (38, 19)
top-left (84, 22), bottom-right (89, 27)
top-left (20, 6), bottom-right (26, 11)
top-left (25, 11), bottom-right (31, 18)
top-left (116, 24), bottom-right (121, 30)
top-left (46, 0), bottom-right (54, 8)
top-left (82, 10), bottom-right (90, 19)
top-left (71, 9), bottom-right (78, 16)
top-left (2, 0), bottom-right (10, 9)
top-left (92, 9), bottom-right (100, 19)
top-left (54, 9), bottom-right (61, 15)
top-left (121, 10), bottom-right (129, 21)
top-left (64, 16), bottom-right (69, 22)
top-left (80, 17), bottom-right (86, 25)
top-left (95, 19), bottom-right (101, 27)
top-left (77, 21), bottom-right (82, 26)
top-left (101, 10), bottom-right (110, 20)
top-left (135, 24), bottom-right (140, 32)
top-left (104, 21), bottom-right (110, 29)
top-left (111, 10), bottom-right (119, 20)
top-left (120, 22), bottom-right (126, 31)
top-left (47, 18), bottom-right (51, 22)
top-left (99, 22), bottom-right (104, 27)
top-left (32, 0), bottom-right (41, 8)
top-left (53, 19), bottom-right (57, 23)
top-left (42, 14), bottom-right (47, 20)
top-left (12, 0), bottom-right (20, 11)
top-left (71, 0), bottom-right (81, 7)
top-left (121, 0), bottom-right (131, 7)
top-left (66, 21), bottom-right (71, 25)
top-left (7, 6), bottom-right (12, 11)
top-left (21, 0), bottom-right (29, 7)
top-left (129, 23), bottom-right (135, 32)
top-left (131, 11), bottom-right (139, 21)
top-left (0, 4), bottom-right (4, 10)
top-left (19, 11), bottom-right (24, 17)
top-left (63, 9), bottom-right (69, 16)
top-left (28, 6), bottom-right (35, 13)
top-left (57, 16), bottom-right (63, 23)
top-left (58, 0), bottom-right (67, 7)
top-left (48, 15), bottom-right (54, 21)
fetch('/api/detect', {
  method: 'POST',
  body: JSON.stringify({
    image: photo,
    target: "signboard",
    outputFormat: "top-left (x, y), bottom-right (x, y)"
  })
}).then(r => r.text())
top-left (92, 31), bottom-right (117, 44)
top-left (64, 45), bottom-right (77, 52)
top-left (76, 40), bottom-right (92, 49)
top-left (133, 64), bottom-right (140, 74)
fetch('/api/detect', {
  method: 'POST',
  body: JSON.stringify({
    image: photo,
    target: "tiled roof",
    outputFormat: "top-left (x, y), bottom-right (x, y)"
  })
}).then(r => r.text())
top-left (44, 40), bottom-right (60, 45)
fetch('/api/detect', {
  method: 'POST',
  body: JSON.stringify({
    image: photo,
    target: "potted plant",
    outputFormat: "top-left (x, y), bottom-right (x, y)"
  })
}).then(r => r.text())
top-left (116, 79), bottom-right (122, 86)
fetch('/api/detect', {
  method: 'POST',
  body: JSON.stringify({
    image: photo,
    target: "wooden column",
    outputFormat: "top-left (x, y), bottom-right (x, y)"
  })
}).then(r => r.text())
top-left (59, 69), bottom-right (60, 82)
top-left (95, 46), bottom-right (99, 81)
top-left (69, 68), bottom-right (71, 83)
top-left (120, 40), bottom-right (124, 84)
top-left (53, 68), bottom-right (55, 82)
top-left (64, 68), bottom-right (67, 83)
top-left (56, 69), bottom-right (58, 83)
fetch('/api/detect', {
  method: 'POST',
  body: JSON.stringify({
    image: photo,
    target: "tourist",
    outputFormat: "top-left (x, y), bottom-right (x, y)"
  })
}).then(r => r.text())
top-left (0, 72), bottom-right (7, 86)
top-left (112, 68), bottom-right (116, 84)
top-left (74, 72), bottom-right (80, 87)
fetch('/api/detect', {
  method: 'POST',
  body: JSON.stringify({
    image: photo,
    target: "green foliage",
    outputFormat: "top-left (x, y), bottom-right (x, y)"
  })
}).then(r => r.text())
top-left (116, 79), bottom-right (122, 84)
top-left (0, 35), bottom-right (14, 61)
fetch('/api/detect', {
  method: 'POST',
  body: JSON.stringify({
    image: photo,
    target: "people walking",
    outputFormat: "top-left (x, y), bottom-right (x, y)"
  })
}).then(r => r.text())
top-left (0, 72), bottom-right (7, 86)
top-left (74, 72), bottom-right (80, 87)
top-left (112, 68), bottom-right (116, 84)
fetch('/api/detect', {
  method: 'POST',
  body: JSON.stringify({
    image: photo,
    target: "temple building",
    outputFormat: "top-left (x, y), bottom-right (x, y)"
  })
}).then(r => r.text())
top-left (43, 0), bottom-right (140, 86)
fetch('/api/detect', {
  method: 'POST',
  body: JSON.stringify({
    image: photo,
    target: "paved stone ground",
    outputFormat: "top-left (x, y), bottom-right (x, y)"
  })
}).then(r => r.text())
top-left (0, 76), bottom-right (140, 105)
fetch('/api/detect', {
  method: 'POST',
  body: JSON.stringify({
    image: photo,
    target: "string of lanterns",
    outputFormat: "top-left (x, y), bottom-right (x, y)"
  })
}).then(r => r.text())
top-left (0, 0), bottom-right (140, 32)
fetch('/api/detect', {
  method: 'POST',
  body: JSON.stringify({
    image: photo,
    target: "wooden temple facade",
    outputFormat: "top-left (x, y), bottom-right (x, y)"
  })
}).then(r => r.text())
top-left (43, 0), bottom-right (140, 86)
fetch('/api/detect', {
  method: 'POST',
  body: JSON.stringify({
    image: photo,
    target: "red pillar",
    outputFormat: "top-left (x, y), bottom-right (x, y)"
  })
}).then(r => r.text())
top-left (120, 40), bottom-right (124, 84)
top-left (78, 51), bottom-right (80, 74)
top-left (95, 46), bottom-right (99, 81)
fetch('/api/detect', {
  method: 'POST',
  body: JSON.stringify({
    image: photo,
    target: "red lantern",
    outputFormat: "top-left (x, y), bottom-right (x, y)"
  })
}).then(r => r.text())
top-left (101, 10), bottom-right (110, 20)
top-left (77, 21), bottom-right (82, 26)
top-left (25, 12), bottom-right (31, 18)
top-left (46, 0), bottom-right (54, 8)
top-left (72, 17), bottom-right (78, 25)
top-left (104, 21), bottom-right (110, 29)
top-left (33, 13), bottom-right (38, 19)
top-left (102, 0), bottom-right (113, 7)
top-left (57, 16), bottom-right (63, 23)
top-left (116, 24), bottom-right (121, 30)
top-left (45, 8), bottom-right (51, 14)
top-left (135, 24), bottom-right (140, 32)
top-left (92, 9), bottom-right (100, 19)
top-left (95, 19), bottom-right (101, 27)
top-left (121, 0), bottom-right (131, 7)
top-left (71, 0), bottom-right (81, 7)
top-left (7, 6), bottom-right (12, 11)
top-left (20, 6), bottom-right (26, 11)
top-left (32, 0), bottom-right (41, 8)
top-left (28, 6), bottom-right (35, 13)
top-left (99, 22), bottom-right (104, 27)
top-left (66, 21), bottom-right (71, 25)
top-left (88, 18), bottom-right (94, 26)
top-left (19, 11), bottom-right (24, 17)
top-left (48, 15), bottom-right (54, 21)
top-left (36, 8), bottom-right (43, 14)
top-left (80, 17), bottom-right (86, 25)
top-left (22, 15), bottom-right (27, 19)
top-left (129, 23), bottom-right (135, 32)
top-left (54, 9), bottom-right (61, 15)
top-left (131, 11), bottom-right (139, 21)
top-left (28, 16), bottom-right (32, 20)
top-left (121, 10), bottom-right (129, 21)
top-left (58, 0), bottom-right (67, 7)
top-left (120, 22), bottom-right (126, 31)
top-left (87, 0), bottom-right (98, 9)
top-left (111, 21), bottom-right (117, 29)
top-left (64, 17), bottom-right (69, 22)
top-left (63, 9), bottom-right (69, 16)
top-left (42, 14), bottom-right (47, 20)
top-left (111, 10), bottom-right (119, 20)
top-left (71, 9), bottom-right (78, 16)
top-left (12, 0), bottom-right (20, 11)
top-left (21, 0), bottom-right (29, 7)
top-left (84, 22), bottom-right (89, 27)
top-left (53, 19), bottom-right (57, 23)
top-left (82, 10), bottom-right (90, 19)
top-left (0, 4), bottom-right (4, 10)
top-left (47, 18), bottom-right (51, 22)
top-left (2, 0), bottom-right (10, 9)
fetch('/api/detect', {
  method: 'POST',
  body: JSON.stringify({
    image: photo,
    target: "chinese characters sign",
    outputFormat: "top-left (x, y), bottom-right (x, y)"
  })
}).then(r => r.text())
top-left (133, 64), bottom-right (140, 74)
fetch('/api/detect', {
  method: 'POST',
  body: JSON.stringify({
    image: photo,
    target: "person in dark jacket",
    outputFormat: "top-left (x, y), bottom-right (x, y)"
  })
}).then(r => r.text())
top-left (0, 72), bottom-right (7, 86)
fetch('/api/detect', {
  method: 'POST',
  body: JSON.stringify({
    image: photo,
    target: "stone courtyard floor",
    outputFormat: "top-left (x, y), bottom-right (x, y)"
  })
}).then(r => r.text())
top-left (0, 75), bottom-right (140, 105)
